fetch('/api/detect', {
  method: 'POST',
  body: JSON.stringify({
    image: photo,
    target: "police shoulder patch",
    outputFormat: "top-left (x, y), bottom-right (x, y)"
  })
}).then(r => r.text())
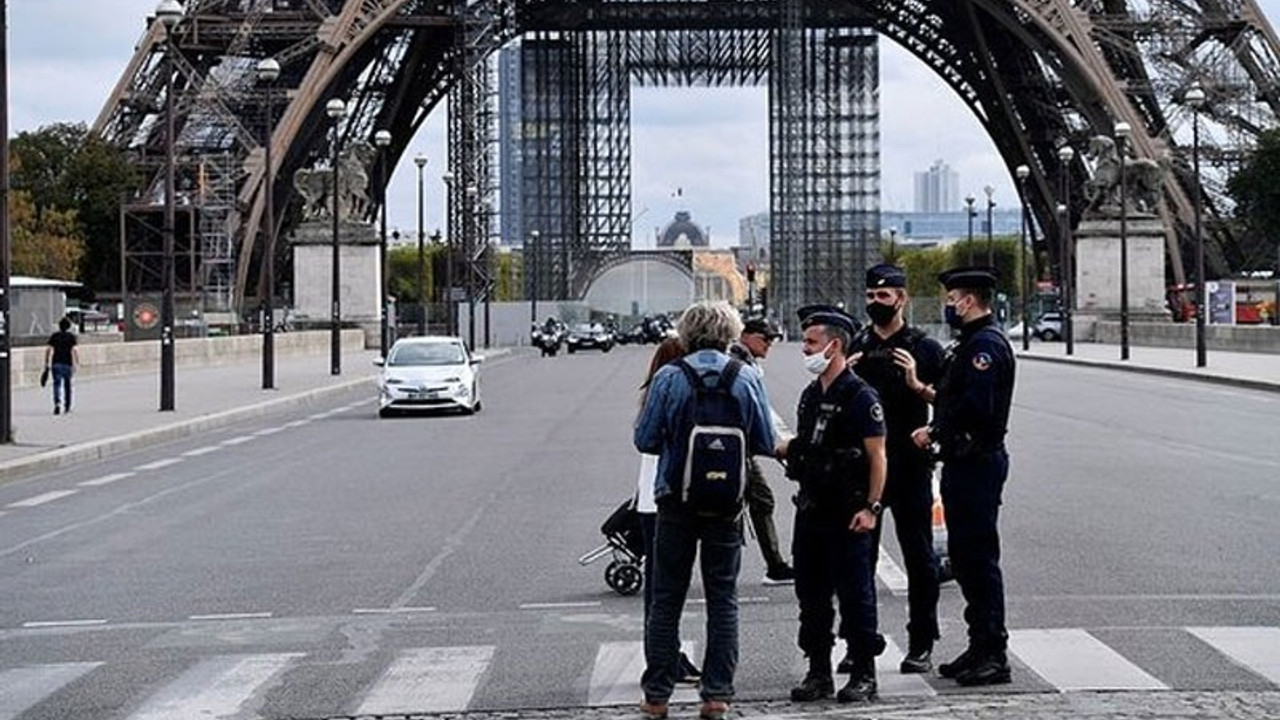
top-left (869, 402), bottom-right (885, 424)
top-left (972, 352), bottom-right (993, 371)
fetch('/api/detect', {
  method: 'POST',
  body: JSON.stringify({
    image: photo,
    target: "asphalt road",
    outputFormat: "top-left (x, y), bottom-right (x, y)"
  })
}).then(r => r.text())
top-left (0, 345), bottom-right (1277, 719)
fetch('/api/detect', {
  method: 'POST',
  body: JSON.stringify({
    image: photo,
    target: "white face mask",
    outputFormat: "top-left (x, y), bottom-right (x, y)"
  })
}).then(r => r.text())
top-left (802, 341), bottom-right (833, 375)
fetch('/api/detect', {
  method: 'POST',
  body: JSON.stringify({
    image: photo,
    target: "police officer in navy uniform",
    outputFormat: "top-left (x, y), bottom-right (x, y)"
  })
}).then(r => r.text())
top-left (911, 267), bottom-right (1016, 687)
top-left (777, 307), bottom-right (887, 703)
top-left (847, 263), bottom-right (946, 674)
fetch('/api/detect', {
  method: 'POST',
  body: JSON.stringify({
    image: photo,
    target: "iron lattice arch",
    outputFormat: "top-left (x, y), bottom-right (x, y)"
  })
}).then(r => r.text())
top-left (94, 0), bottom-right (1280, 317)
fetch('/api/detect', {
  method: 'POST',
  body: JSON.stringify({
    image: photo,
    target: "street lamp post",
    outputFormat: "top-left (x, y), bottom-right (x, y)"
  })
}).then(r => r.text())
top-left (1116, 120), bottom-right (1132, 361)
top-left (529, 230), bottom-right (540, 324)
top-left (1186, 82), bottom-right (1207, 368)
top-left (157, 0), bottom-right (183, 411)
top-left (326, 98), bottom-right (347, 375)
top-left (441, 172), bottom-right (454, 336)
top-left (256, 57), bottom-right (280, 389)
top-left (984, 185), bottom-right (996, 266)
top-left (1058, 144), bottom-right (1075, 355)
top-left (888, 226), bottom-right (897, 259)
top-left (373, 129), bottom-right (391, 357)
top-left (465, 184), bottom-right (478, 351)
top-left (965, 194), bottom-right (976, 264)
top-left (0, 3), bottom-right (11, 442)
top-left (1016, 165), bottom-right (1031, 352)
top-left (414, 155), bottom-right (428, 336)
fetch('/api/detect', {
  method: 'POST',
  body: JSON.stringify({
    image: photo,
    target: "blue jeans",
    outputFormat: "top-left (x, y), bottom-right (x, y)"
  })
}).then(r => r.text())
top-left (51, 363), bottom-right (73, 409)
top-left (941, 449), bottom-right (1009, 651)
top-left (642, 505), bottom-right (743, 703)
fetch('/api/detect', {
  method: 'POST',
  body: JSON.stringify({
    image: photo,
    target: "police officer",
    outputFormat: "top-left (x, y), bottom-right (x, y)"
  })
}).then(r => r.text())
top-left (778, 307), bottom-right (887, 703)
top-left (848, 263), bottom-right (946, 674)
top-left (911, 267), bottom-right (1016, 687)
top-left (730, 317), bottom-right (795, 585)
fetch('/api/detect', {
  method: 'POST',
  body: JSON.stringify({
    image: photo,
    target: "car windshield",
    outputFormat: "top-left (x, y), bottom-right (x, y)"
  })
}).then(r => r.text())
top-left (573, 324), bottom-right (597, 333)
top-left (388, 343), bottom-right (466, 367)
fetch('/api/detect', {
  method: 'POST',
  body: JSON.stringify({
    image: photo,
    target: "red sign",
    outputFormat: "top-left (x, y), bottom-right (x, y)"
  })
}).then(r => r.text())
top-left (133, 302), bottom-right (160, 330)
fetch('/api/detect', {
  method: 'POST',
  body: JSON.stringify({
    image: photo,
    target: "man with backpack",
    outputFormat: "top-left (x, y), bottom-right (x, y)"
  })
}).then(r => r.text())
top-left (634, 301), bottom-right (777, 720)
top-left (779, 307), bottom-right (887, 704)
top-left (847, 263), bottom-right (947, 674)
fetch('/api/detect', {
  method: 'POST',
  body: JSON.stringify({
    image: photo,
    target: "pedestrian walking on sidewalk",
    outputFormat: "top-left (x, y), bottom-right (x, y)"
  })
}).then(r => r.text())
top-left (778, 306), bottom-right (887, 704)
top-left (728, 317), bottom-right (795, 586)
top-left (45, 317), bottom-right (79, 415)
top-left (911, 267), bottom-right (1017, 687)
top-left (635, 301), bottom-right (777, 720)
top-left (847, 263), bottom-right (946, 674)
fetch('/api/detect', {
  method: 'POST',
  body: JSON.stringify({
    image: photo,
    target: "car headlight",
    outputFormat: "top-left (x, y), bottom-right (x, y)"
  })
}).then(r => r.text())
top-left (385, 377), bottom-right (404, 385)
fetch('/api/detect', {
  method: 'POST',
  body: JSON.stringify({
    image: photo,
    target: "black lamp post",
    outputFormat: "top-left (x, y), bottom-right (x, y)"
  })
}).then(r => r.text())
top-left (442, 171), bottom-right (454, 336)
top-left (965, 194), bottom-right (976, 263)
top-left (414, 154), bottom-right (427, 336)
top-left (157, 0), bottom-right (183, 411)
top-left (1016, 164), bottom-right (1031, 352)
top-left (1186, 82), bottom-right (1207, 367)
top-left (465, 183), bottom-right (478, 351)
top-left (326, 97), bottom-right (347, 375)
top-left (373, 129), bottom-right (391, 356)
top-left (888, 226), bottom-right (897, 259)
top-left (984, 185), bottom-right (996, 266)
top-left (1058, 144), bottom-right (1075, 355)
top-left (1, 2), bottom-right (11, 442)
top-left (1116, 120), bottom-right (1132, 361)
top-left (256, 56), bottom-right (280, 389)
top-left (529, 230), bottom-right (540, 324)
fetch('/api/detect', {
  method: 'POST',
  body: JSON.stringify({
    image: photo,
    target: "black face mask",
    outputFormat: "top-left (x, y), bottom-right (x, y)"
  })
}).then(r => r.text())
top-left (865, 302), bottom-right (898, 327)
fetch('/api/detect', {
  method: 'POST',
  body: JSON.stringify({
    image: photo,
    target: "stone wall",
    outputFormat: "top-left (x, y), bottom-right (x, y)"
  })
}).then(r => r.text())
top-left (1090, 321), bottom-right (1280, 353)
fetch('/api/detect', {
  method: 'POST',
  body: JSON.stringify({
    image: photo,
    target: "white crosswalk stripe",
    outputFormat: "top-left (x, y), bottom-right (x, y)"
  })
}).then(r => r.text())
top-left (355, 645), bottom-right (494, 715)
top-left (125, 653), bottom-right (301, 720)
top-left (588, 641), bottom-right (700, 706)
top-left (1189, 626), bottom-right (1280, 685)
top-left (0, 662), bottom-right (101, 720)
top-left (1008, 628), bottom-right (1167, 691)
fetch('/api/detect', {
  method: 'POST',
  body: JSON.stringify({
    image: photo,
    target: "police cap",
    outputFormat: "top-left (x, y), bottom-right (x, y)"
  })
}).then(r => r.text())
top-left (866, 263), bottom-right (907, 289)
top-left (938, 266), bottom-right (999, 291)
top-left (798, 306), bottom-right (860, 336)
top-left (742, 317), bottom-right (782, 340)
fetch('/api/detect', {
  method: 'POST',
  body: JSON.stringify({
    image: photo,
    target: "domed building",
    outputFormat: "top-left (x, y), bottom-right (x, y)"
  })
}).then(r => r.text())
top-left (656, 211), bottom-right (709, 248)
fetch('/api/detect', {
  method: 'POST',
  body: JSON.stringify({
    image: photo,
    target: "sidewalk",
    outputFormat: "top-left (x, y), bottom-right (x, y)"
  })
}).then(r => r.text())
top-left (0, 350), bottom-right (385, 482)
top-left (1018, 341), bottom-right (1280, 393)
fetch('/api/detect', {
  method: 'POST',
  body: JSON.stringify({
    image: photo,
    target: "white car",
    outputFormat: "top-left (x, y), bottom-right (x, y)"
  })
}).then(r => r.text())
top-left (375, 336), bottom-right (483, 417)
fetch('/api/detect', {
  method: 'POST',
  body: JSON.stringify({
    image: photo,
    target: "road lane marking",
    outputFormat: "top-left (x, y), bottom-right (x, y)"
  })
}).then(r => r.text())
top-left (0, 662), bottom-right (102, 720)
top-left (876, 544), bottom-right (910, 596)
top-left (284, 420), bottom-right (309, 428)
top-left (221, 436), bottom-right (255, 446)
top-left (134, 458), bottom-right (182, 471)
top-left (589, 641), bottom-right (699, 706)
top-left (21, 619), bottom-right (108, 628)
top-left (182, 446), bottom-right (220, 457)
top-left (188, 612), bottom-right (273, 621)
top-left (686, 596), bottom-right (770, 605)
top-left (1189, 626), bottom-right (1280, 684)
top-left (126, 653), bottom-right (301, 720)
top-left (872, 637), bottom-right (936, 697)
top-left (353, 607), bottom-right (437, 615)
top-left (519, 601), bottom-right (601, 610)
top-left (1008, 628), bottom-right (1167, 691)
top-left (355, 646), bottom-right (494, 714)
top-left (253, 427), bottom-right (284, 436)
top-left (79, 472), bottom-right (135, 487)
top-left (7, 490), bottom-right (78, 509)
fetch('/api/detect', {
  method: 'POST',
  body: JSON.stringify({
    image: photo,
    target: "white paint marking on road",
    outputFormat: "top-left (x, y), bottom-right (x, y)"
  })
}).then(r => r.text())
top-left (188, 612), bottom-right (274, 621)
top-left (355, 646), bottom-right (494, 715)
top-left (79, 472), bottom-right (136, 487)
top-left (134, 458), bottom-right (182, 471)
top-left (6, 490), bottom-right (79, 509)
top-left (686, 596), bottom-right (769, 606)
top-left (1008, 628), bottom-right (1167, 691)
top-left (181, 446), bottom-right (220, 457)
top-left (0, 662), bottom-right (102, 720)
top-left (873, 636), bottom-right (937, 697)
top-left (307, 413), bottom-right (329, 421)
top-left (253, 427), bottom-right (284, 436)
top-left (876, 544), bottom-right (910, 596)
top-left (284, 420), bottom-right (309, 428)
top-left (125, 653), bottom-right (301, 720)
top-left (588, 641), bottom-right (699, 706)
top-left (1189, 626), bottom-right (1280, 684)
top-left (21, 619), bottom-right (107, 628)
top-left (220, 435), bottom-right (255, 446)
top-left (519, 601), bottom-right (602, 610)
top-left (352, 607), bottom-right (437, 615)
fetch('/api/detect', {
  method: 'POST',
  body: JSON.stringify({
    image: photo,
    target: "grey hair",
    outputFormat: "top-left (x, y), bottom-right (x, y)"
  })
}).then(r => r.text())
top-left (677, 300), bottom-right (744, 352)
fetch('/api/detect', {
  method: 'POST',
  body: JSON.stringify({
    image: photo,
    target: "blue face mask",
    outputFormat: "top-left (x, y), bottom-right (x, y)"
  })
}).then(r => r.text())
top-left (944, 304), bottom-right (964, 329)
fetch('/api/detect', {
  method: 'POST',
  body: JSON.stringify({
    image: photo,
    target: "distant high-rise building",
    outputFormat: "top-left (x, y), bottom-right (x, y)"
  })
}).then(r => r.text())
top-left (498, 45), bottom-right (522, 246)
top-left (913, 159), bottom-right (959, 213)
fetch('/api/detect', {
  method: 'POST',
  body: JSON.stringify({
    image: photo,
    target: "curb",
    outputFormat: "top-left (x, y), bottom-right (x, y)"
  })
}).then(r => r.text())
top-left (1017, 352), bottom-right (1280, 394)
top-left (0, 376), bottom-right (376, 483)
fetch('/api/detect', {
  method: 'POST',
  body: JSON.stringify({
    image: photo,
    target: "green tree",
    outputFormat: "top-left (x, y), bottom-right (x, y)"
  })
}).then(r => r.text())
top-left (387, 244), bottom-right (436, 304)
top-left (10, 190), bottom-right (86, 279)
top-left (1226, 127), bottom-right (1280, 272)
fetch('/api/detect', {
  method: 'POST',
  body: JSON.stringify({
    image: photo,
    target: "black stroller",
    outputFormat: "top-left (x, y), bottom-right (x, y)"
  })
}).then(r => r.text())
top-left (578, 498), bottom-right (645, 595)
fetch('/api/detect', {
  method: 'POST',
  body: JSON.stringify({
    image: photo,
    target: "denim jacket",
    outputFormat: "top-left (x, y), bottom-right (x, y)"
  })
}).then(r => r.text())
top-left (634, 349), bottom-right (778, 503)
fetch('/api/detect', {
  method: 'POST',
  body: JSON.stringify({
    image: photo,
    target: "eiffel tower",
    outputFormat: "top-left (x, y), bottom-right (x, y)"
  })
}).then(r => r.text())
top-left (94, 0), bottom-right (1280, 321)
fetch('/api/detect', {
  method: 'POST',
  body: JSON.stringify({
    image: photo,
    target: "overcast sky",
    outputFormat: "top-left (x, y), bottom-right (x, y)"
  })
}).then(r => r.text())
top-left (8, 1), bottom-right (1280, 248)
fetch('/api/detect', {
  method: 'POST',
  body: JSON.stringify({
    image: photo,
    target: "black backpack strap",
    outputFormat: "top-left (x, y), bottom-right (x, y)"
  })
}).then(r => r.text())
top-left (718, 358), bottom-right (743, 391)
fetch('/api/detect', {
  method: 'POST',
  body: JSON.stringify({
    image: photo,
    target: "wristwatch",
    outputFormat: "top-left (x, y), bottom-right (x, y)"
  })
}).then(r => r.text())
top-left (867, 501), bottom-right (883, 516)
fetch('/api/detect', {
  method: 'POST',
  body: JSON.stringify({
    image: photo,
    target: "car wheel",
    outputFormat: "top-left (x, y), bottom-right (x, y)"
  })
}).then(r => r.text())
top-left (567, 346), bottom-right (576, 354)
top-left (1041, 329), bottom-right (1061, 341)
top-left (602, 344), bottom-right (612, 353)
top-left (378, 407), bottom-right (394, 418)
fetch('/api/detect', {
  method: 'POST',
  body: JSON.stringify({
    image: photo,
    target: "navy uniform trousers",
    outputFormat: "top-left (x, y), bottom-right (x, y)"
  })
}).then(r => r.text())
top-left (939, 448), bottom-right (1009, 651)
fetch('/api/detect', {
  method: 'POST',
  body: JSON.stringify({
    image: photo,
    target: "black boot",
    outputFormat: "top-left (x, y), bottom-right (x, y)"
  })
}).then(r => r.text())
top-left (955, 650), bottom-right (1011, 686)
top-left (837, 633), bottom-right (885, 673)
top-left (836, 656), bottom-right (877, 703)
top-left (790, 656), bottom-right (834, 702)
top-left (938, 646), bottom-right (981, 679)
top-left (899, 643), bottom-right (933, 674)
